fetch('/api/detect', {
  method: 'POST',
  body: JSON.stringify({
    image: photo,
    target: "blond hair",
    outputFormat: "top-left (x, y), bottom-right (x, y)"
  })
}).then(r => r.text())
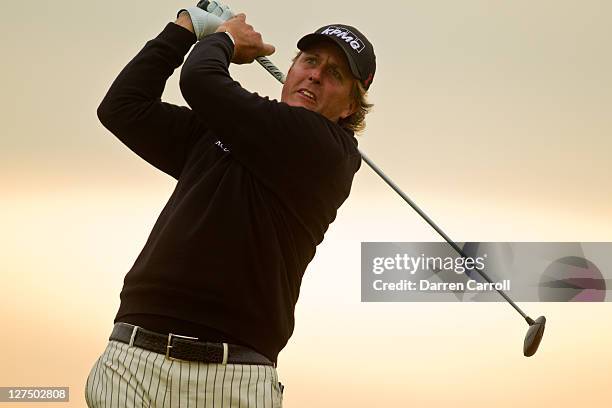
top-left (338, 79), bottom-right (373, 133)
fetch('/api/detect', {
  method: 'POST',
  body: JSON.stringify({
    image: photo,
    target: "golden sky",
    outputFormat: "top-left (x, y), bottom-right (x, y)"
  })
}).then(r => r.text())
top-left (1, 1), bottom-right (611, 407)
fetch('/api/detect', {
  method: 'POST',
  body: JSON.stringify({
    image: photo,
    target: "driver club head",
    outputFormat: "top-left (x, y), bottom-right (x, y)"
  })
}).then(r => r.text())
top-left (523, 316), bottom-right (546, 357)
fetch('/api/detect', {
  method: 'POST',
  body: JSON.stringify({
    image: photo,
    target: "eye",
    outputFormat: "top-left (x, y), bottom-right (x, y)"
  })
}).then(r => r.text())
top-left (304, 56), bottom-right (317, 65)
top-left (330, 68), bottom-right (342, 81)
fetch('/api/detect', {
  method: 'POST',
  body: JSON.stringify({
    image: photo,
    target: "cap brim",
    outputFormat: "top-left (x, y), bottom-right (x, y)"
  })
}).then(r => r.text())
top-left (297, 34), bottom-right (362, 82)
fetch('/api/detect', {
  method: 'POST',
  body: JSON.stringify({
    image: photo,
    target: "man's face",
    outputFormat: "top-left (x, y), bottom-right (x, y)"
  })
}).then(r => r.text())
top-left (281, 40), bottom-right (356, 123)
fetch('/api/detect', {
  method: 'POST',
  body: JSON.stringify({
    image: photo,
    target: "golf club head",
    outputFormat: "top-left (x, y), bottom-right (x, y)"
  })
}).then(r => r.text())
top-left (523, 316), bottom-right (546, 357)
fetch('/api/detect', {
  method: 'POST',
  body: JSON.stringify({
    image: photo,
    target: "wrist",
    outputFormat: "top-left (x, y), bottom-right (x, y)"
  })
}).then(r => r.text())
top-left (215, 26), bottom-right (235, 46)
top-left (174, 10), bottom-right (195, 34)
top-left (223, 31), bottom-right (235, 46)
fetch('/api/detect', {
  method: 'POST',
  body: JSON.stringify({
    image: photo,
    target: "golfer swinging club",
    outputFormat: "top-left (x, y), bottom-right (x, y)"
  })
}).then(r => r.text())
top-left (85, 1), bottom-right (376, 406)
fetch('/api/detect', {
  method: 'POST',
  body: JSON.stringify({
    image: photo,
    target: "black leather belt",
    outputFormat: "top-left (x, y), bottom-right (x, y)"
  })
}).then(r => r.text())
top-left (109, 323), bottom-right (274, 366)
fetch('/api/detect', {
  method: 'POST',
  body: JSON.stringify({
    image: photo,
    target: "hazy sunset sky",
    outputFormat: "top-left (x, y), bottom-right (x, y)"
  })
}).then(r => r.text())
top-left (1, 1), bottom-right (611, 407)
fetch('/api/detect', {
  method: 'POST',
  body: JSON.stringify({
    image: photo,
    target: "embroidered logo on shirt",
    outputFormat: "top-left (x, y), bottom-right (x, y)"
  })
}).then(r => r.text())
top-left (215, 140), bottom-right (230, 152)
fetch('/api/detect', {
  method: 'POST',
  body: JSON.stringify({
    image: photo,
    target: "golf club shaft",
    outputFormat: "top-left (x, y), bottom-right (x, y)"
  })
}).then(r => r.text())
top-left (255, 57), bottom-right (286, 83)
top-left (199, 0), bottom-right (535, 325)
top-left (359, 152), bottom-right (533, 324)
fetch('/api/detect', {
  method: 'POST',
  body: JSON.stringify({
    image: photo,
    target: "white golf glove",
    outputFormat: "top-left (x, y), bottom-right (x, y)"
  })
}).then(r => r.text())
top-left (199, 0), bottom-right (234, 20)
top-left (177, 6), bottom-right (224, 40)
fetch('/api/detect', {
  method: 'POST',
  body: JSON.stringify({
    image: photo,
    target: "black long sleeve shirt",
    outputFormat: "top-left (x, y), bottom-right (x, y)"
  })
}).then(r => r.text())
top-left (97, 23), bottom-right (361, 362)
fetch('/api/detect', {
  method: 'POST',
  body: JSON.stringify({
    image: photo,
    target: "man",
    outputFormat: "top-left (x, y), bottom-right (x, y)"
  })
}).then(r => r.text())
top-left (85, 2), bottom-right (375, 407)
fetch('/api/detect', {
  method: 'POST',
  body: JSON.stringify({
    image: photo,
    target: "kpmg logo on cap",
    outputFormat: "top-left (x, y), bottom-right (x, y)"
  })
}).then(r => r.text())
top-left (321, 26), bottom-right (365, 53)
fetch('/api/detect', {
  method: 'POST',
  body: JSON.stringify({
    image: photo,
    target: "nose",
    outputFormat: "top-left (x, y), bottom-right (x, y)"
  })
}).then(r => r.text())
top-left (308, 67), bottom-right (322, 84)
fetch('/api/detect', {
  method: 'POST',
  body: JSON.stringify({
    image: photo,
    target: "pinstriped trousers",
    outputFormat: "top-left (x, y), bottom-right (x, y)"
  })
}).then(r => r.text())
top-left (85, 340), bottom-right (283, 408)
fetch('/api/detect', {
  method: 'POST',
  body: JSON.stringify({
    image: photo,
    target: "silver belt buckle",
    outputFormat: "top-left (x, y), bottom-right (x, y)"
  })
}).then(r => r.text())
top-left (166, 333), bottom-right (199, 361)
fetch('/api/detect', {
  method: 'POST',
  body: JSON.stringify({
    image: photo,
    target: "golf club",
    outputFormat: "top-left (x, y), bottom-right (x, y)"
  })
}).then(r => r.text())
top-left (361, 154), bottom-right (546, 357)
top-left (197, 0), bottom-right (546, 357)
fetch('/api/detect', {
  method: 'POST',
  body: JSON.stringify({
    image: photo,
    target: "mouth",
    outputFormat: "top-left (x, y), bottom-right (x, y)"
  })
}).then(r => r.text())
top-left (297, 88), bottom-right (317, 103)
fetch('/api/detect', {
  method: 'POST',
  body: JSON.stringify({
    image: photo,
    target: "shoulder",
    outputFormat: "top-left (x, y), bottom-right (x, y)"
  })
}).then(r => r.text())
top-left (270, 101), bottom-right (360, 159)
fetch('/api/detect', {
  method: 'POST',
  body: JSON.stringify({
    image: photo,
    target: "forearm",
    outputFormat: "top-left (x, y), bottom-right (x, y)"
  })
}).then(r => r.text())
top-left (98, 23), bottom-right (195, 125)
top-left (97, 23), bottom-right (202, 179)
top-left (179, 33), bottom-right (235, 117)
